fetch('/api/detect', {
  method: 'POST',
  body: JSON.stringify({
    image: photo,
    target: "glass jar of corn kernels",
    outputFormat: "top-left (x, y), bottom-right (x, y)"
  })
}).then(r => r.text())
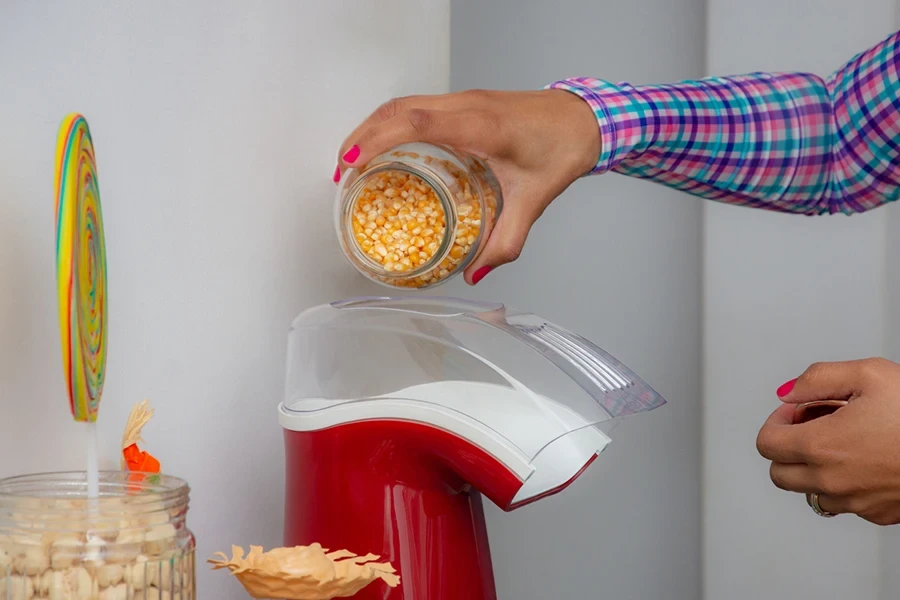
top-left (0, 471), bottom-right (195, 600)
top-left (335, 142), bottom-right (503, 289)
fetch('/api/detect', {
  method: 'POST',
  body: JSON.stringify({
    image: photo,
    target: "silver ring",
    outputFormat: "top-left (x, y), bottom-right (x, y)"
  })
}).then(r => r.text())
top-left (806, 493), bottom-right (837, 518)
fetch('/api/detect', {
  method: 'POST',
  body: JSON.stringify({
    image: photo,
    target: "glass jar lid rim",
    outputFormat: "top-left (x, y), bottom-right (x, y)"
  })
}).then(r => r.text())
top-left (0, 471), bottom-right (189, 502)
top-left (341, 163), bottom-right (458, 279)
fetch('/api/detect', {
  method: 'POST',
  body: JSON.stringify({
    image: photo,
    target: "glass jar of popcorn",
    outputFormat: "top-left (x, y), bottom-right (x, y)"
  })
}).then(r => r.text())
top-left (335, 142), bottom-right (503, 289)
top-left (0, 471), bottom-right (195, 599)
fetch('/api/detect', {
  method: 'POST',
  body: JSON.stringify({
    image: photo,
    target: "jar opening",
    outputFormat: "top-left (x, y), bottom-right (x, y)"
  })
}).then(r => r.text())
top-left (334, 142), bottom-right (500, 290)
top-left (340, 163), bottom-right (457, 280)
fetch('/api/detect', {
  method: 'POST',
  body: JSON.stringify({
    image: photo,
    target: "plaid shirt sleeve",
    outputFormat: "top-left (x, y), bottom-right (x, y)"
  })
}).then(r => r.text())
top-left (548, 30), bottom-right (900, 215)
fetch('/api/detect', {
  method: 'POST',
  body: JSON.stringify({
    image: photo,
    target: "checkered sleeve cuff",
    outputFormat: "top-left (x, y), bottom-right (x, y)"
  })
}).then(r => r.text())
top-left (547, 29), bottom-right (900, 216)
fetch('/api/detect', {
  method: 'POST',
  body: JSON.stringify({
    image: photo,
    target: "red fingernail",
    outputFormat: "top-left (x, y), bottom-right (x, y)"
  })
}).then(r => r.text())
top-left (342, 145), bottom-right (360, 163)
top-left (472, 266), bottom-right (493, 285)
top-left (333, 165), bottom-right (341, 184)
top-left (776, 378), bottom-right (796, 398)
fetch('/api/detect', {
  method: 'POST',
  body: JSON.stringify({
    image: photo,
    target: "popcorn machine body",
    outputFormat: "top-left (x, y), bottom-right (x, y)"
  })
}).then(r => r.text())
top-left (279, 297), bottom-right (665, 600)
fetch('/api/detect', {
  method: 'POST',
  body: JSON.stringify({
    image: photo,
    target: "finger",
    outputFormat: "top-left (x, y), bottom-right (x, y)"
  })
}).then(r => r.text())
top-left (337, 90), bottom-right (497, 159)
top-left (462, 196), bottom-right (541, 285)
top-left (776, 360), bottom-right (871, 404)
top-left (756, 403), bottom-right (823, 463)
top-left (769, 462), bottom-right (819, 493)
top-left (332, 95), bottom-right (455, 182)
top-left (336, 95), bottom-right (455, 163)
top-left (338, 108), bottom-right (501, 174)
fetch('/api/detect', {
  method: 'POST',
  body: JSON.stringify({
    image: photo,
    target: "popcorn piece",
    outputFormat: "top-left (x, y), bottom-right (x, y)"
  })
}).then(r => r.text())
top-left (143, 525), bottom-right (176, 556)
top-left (143, 587), bottom-right (170, 600)
top-left (20, 544), bottom-right (50, 576)
top-left (150, 559), bottom-right (181, 592)
top-left (94, 564), bottom-right (124, 588)
top-left (125, 555), bottom-right (152, 591)
top-left (97, 584), bottom-right (127, 600)
top-left (48, 567), bottom-right (92, 600)
top-left (0, 574), bottom-right (34, 600)
top-left (49, 535), bottom-right (84, 571)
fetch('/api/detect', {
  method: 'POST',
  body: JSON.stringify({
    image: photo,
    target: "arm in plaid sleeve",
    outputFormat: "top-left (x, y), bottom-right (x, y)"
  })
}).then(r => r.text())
top-left (549, 30), bottom-right (900, 215)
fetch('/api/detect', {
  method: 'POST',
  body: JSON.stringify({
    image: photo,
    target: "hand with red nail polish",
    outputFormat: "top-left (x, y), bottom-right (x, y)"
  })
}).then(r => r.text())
top-left (333, 89), bottom-right (601, 284)
top-left (756, 358), bottom-right (900, 526)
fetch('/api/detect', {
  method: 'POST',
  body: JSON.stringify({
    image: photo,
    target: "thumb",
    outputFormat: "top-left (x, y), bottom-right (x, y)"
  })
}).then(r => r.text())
top-left (776, 359), bottom-right (869, 404)
top-left (463, 201), bottom-right (537, 285)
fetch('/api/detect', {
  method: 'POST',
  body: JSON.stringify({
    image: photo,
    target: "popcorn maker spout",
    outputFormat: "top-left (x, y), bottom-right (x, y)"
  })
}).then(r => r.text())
top-left (279, 296), bottom-right (666, 600)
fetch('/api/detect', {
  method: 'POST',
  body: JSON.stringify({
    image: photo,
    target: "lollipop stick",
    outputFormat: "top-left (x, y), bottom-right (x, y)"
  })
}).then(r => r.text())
top-left (86, 421), bottom-right (99, 499)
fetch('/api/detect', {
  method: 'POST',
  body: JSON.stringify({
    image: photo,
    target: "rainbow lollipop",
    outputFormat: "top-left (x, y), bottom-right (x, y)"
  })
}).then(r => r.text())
top-left (55, 114), bottom-right (108, 423)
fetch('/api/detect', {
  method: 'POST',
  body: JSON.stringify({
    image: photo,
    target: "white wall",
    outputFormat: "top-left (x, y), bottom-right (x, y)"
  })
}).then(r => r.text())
top-left (0, 2), bottom-right (449, 598)
top-left (451, 1), bottom-right (705, 599)
top-left (703, 2), bottom-right (897, 600)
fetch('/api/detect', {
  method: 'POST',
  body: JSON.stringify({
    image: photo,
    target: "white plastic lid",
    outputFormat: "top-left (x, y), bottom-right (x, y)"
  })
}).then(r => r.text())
top-left (279, 297), bottom-right (665, 490)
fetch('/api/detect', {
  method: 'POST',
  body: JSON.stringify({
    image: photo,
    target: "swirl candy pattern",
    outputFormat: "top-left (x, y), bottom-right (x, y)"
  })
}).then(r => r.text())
top-left (55, 114), bottom-right (108, 423)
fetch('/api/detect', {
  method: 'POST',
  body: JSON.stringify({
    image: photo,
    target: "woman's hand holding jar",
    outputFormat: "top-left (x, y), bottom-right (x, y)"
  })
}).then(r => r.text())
top-left (333, 90), bottom-right (601, 285)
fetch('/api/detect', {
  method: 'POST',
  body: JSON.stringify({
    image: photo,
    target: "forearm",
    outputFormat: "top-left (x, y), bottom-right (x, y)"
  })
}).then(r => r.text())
top-left (549, 30), bottom-right (900, 215)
